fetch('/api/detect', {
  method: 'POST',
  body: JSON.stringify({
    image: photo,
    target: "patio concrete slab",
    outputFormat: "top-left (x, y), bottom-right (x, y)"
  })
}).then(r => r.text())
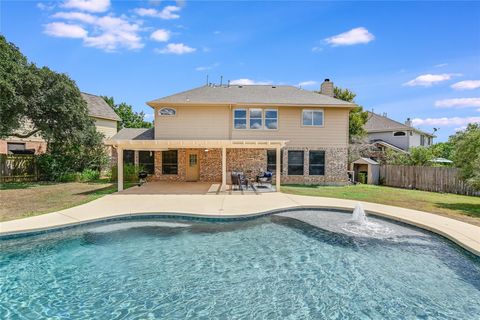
top-left (1, 192), bottom-right (479, 256)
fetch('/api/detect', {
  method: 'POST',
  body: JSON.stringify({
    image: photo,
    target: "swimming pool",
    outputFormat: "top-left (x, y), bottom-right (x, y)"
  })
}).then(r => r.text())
top-left (1, 210), bottom-right (479, 319)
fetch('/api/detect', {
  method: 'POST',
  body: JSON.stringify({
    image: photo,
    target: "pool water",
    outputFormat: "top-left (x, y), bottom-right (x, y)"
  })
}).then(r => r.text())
top-left (1, 211), bottom-right (479, 319)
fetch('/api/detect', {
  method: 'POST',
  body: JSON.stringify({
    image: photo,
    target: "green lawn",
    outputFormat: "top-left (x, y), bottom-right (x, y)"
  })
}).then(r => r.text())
top-left (282, 184), bottom-right (480, 226)
top-left (0, 180), bottom-right (135, 222)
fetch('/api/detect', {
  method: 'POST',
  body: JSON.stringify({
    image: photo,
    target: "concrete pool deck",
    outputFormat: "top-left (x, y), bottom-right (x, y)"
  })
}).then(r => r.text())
top-left (0, 192), bottom-right (479, 256)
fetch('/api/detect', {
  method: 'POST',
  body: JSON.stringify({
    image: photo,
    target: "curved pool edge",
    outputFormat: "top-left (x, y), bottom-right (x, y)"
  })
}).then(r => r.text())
top-left (1, 193), bottom-right (479, 256)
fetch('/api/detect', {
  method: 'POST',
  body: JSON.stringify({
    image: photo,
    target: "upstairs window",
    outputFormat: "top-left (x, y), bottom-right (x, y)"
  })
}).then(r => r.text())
top-left (265, 109), bottom-right (278, 130)
top-left (309, 151), bottom-right (325, 176)
top-left (159, 108), bottom-right (176, 116)
top-left (393, 131), bottom-right (406, 136)
top-left (249, 108), bottom-right (263, 129)
top-left (302, 110), bottom-right (324, 127)
top-left (234, 109), bottom-right (247, 129)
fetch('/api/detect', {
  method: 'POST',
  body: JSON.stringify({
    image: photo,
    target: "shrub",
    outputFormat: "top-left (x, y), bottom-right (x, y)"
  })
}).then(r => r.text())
top-left (57, 172), bottom-right (80, 182)
top-left (79, 169), bottom-right (100, 182)
top-left (109, 164), bottom-right (144, 182)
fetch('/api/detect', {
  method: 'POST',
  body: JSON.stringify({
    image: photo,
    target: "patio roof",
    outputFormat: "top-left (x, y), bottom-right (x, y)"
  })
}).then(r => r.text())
top-left (106, 139), bottom-right (289, 150)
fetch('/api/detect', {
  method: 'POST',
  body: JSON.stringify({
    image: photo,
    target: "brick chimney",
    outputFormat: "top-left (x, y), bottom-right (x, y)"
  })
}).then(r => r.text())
top-left (320, 79), bottom-right (334, 97)
top-left (405, 118), bottom-right (412, 127)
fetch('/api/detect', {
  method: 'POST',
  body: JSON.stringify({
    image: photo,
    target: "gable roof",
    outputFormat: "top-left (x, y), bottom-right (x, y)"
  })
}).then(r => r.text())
top-left (110, 128), bottom-right (154, 140)
top-left (82, 92), bottom-right (121, 122)
top-left (147, 85), bottom-right (356, 107)
top-left (365, 111), bottom-right (434, 137)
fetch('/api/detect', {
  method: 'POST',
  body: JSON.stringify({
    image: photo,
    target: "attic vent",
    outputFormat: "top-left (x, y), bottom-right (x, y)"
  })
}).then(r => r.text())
top-left (272, 86), bottom-right (276, 88)
top-left (238, 85), bottom-right (243, 88)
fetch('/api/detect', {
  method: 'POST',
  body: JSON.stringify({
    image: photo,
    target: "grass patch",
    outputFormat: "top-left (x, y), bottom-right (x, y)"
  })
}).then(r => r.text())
top-left (0, 181), bottom-right (135, 222)
top-left (282, 184), bottom-right (480, 226)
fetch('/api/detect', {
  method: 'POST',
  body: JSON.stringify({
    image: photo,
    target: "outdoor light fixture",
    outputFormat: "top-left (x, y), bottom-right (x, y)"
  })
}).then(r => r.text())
top-left (204, 149), bottom-right (209, 152)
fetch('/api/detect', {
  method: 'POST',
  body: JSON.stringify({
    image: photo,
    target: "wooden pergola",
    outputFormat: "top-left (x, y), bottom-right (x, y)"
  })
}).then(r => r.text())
top-left (105, 139), bottom-right (288, 192)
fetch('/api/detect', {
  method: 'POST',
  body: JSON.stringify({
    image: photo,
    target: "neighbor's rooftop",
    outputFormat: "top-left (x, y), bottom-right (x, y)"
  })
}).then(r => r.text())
top-left (147, 85), bottom-right (356, 107)
top-left (365, 111), bottom-right (434, 137)
top-left (82, 92), bottom-right (121, 122)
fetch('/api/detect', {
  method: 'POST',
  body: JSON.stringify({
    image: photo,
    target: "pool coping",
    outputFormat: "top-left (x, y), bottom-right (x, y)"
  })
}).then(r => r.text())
top-left (1, 193), bottom-right (479, 256)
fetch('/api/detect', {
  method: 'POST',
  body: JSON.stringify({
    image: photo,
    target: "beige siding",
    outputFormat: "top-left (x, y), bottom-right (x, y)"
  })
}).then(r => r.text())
top-left (154, 105), bottom-right (349, 147)
top-left (155, 106), bottom-right (230, 140)
top-left (93, 117), bottom-right (118, 140)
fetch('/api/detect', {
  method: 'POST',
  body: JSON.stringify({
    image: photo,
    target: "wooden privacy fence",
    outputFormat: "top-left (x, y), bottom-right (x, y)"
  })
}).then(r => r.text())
top-left (0, 154), bottom-right (38, 183)
top-left (380, 165), bottom-right (479, 196)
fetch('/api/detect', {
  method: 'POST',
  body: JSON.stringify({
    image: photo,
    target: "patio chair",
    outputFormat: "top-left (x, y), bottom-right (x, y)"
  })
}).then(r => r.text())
top-left (231, 171), bottom-right (248, 191)
top-left (256, 171), bottom-right (273, 188)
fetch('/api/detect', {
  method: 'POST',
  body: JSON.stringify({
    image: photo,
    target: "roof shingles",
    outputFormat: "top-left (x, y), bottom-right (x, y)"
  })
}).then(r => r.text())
top-left (82, 92), bottom-right (121, 121)
top-left (147, 85), bottom-right (355, 107)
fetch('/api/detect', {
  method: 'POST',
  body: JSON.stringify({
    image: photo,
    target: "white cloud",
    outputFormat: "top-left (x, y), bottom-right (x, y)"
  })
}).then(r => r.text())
top-left (311, 46), bottom-right (323, 52)
top-left (230, 79), bottom-right (272, 85)
top-left (62, 0), bottom-right (110, 13)
top-left (155, 43), bottom-right (196, 54)
top-left (325, 27), bottom-right (374, 46)
top-left (435, 98), bottom-right (480, 108)
top-left (150, 29), bottom-right (170, 42)
top-left (134, 5), bottom-right (181, 19)
top-left (48, 12), bottom-right (143, 51)
top-left (195, 62), bottom-right (220, 71)
top-left (53, 11), bottom-right (97, 24)
top-left (451, 80), bottom-right (480, 90)
top-left (298, 81), bottom-right (318, 87)
top-left (44, 22), bottom-right (87, 38)
top-left (454, 126), bottom-right (467, 132)
top-left (412, 117), bottom-right (480, 126)
top-left (434, 63), bottom-right (448, 68)
top-left (403, 73), bottom-right (458, 87)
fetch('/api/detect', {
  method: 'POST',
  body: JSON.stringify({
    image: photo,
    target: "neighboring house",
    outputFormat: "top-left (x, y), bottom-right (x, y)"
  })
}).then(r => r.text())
top-left (364, 111), bottom-right (435, 153)
top-left (107, 79), bottom-right (355, 191)
top-left (0, 93), bottom-right (121, 155)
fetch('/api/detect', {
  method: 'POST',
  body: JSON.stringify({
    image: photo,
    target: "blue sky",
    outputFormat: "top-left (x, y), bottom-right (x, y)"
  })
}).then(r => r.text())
top-left (2, 0), bottom-right (480, 141)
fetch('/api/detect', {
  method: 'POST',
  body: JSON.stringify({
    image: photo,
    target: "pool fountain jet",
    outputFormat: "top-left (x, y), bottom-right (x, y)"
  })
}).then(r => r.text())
top-left (341, 202), bottom-right (393, 237)
top-left (352, 202), bottom-right (367, 225)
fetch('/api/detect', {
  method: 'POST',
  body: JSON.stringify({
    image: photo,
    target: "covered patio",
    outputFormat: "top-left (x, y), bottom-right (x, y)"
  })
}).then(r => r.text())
top-left (106, 139), bottom-right (288, 193)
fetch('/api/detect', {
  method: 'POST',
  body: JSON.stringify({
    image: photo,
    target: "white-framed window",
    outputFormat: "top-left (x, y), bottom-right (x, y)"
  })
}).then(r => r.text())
top-left (234, 108), bottom-right (247, 129)
top-left (302, 109), bottom-right (324, 127)
top-left (249, 108), bottom-right (263, 129)
top-left (265, 109), bottom-right (278, 130)
top-left (158, 107), bottom-right (176, 116)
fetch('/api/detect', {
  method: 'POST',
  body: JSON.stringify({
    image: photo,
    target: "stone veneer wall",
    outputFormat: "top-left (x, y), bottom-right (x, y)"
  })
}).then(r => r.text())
top-left (146, 146), bottom-right (348, 185)
top-left (199, 148), bottom-right (222, 182)
top-left (226, 148), bottom-right (267, 180)
top-left (281, 147), bottom-right (348, 185)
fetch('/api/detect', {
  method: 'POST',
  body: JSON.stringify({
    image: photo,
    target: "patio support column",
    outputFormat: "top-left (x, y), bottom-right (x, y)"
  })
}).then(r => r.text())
top-left (276, 147), bottom-right (281, 192)
top-left (117, 147), bottom-right (124, 192)
top-left (221, 147), bottom-right (227, 192)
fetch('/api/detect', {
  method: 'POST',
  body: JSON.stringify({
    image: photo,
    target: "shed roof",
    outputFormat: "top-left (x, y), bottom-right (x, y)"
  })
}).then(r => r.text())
top-left (147, 85), bottom-right (355, 107)
top-left (82, 92), bottom-right (121, 121)
top-left (352, 157), bottom-right (379, 165)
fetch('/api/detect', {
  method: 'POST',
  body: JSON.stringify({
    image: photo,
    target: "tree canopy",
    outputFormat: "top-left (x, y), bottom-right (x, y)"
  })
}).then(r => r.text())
top-left (332, 87), bottom-right (369, 141)
top-left (450, 123), bottom-right (480, 189)
top-left (102, 96), bottom-right (152, 130)
top-left (0, 35), bottom-right (96, 145)
top-left (0, 35), bottom-right (107, 179)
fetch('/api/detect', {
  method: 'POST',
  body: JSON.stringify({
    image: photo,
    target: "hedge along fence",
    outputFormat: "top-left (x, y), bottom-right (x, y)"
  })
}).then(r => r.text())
top-left (380, 165), bottom-right (480, 196)
top-left (0, 154), bottom-right (38, 183)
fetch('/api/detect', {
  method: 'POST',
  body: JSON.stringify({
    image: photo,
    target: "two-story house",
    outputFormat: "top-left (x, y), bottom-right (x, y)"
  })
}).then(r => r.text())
top-left (0, 93), bottom-right (121, 155)
top-left (365, 111), bottom-right (435, 153)
top-left (107, 79), bottom-right (355, 191)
